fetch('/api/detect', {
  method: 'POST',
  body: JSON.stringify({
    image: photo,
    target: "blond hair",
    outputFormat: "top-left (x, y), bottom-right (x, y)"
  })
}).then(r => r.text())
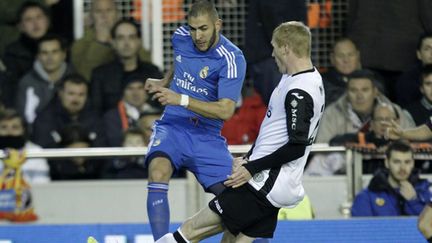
top-left (272, 21), bottom-right (311, 58)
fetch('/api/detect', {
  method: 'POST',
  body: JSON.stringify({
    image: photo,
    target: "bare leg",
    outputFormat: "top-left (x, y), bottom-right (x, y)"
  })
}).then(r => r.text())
top-left (180, 206), bottom-right (225, 242)
top-left (418, 204), bottom-right (432, 240)
top-left (221, 230), bottom-right (236, 243)
top-left (235, 233), bottom-right (255, 243)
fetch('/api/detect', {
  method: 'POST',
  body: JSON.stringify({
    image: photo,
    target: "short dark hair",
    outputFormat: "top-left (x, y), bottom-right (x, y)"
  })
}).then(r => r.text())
top-left (421, 64), bottom-right (432, 84)
top-left (331, 37), bottom-right (358, 53)
top-left (59, 74), bottom-right (88, 90)
top-left (58, 123), bottom-right (92, 147)
top-left (187, 0), bottom-right (219, 21)
top-left (347, 69), bottom-right (377, 88)
top-left (37, 33), bottom-right (68, 52)
top-left (385, 140), bottom-right (412, 159)
top-left (0, 109), bottom-right (26, 133)
top-left (111, 18), bottom-right (141, 39)
top-left (417, 33), bottom-right (432, 51)
top-left (17, 1), bottom-right (50, 23)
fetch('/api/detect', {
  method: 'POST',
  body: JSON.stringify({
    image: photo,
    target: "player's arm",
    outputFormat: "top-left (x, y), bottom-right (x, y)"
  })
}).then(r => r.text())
top-left (242, 89), bottom-right (313, 175)
top-left (150, 86), bottom-right (236, 120)
top-left (400, 124), bottom-right (432, 141)
top-left (225, 89), bottom-right (313, 188)
top-left (187, 97), bottom-right (235, 120)
top-left (385, 120), bottom-right (432, 141)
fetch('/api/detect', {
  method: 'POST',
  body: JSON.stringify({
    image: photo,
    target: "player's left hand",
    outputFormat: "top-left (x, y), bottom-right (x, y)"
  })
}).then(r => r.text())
top-left (152, 87), bottom-right (181, 106)
top-left (224, 166), bottom-right (252, 188)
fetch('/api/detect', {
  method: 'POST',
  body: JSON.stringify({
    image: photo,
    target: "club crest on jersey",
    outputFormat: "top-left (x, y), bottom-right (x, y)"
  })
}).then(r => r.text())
top-left (253, 172), bottom-right (264, 182)
top-left (199, 66), bottom-right (209, 79)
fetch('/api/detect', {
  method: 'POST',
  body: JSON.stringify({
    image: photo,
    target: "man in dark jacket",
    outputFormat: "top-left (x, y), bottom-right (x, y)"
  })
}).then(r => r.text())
top-left (32, 74), bottom-right (105, 148)
top-left (396, 34), bottom-right (432, 107)
top-left (2, 2), bottom-right (50, 106)
top-left (322, 38), bottom-right (361, 105)
top-left (90, 19), bottom-right (162, 115)
top-left (351, 140), bottom-right (431, 216)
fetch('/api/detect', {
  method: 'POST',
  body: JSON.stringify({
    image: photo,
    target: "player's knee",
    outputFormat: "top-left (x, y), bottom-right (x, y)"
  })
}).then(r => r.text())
top-left (148, 168), bottom-right (171, 182)
top-left (148, 159), bottom-right (173, 182)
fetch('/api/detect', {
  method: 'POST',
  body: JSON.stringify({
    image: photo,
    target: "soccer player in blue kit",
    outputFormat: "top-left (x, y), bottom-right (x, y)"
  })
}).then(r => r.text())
top-left (144, 0), bottom-right (246, 241)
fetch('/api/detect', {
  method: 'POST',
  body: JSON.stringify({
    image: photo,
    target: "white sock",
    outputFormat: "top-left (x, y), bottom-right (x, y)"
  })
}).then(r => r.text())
top-left (155, 233), bottom-right (177, 243)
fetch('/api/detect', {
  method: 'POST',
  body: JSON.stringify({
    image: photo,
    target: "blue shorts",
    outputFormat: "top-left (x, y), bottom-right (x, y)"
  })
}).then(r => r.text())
top-left (145, 114), bottom-right (232, 190)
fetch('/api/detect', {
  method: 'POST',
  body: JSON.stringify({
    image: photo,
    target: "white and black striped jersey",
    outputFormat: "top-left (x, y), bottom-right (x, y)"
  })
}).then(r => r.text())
top-left (244, 67), bottom-right (325, 208)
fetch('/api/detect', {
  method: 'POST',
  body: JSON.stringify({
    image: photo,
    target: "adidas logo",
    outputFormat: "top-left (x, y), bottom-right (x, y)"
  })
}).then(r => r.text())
top-left (176, 55), bottom-right (182, 63)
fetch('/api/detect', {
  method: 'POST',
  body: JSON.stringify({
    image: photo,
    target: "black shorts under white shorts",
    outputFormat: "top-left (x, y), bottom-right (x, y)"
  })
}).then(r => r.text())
top-left (208, 184), bottom-right (279, 238)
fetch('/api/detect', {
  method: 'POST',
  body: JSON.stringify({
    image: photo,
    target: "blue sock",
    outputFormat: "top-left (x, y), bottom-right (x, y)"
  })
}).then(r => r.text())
top-left (253, 239), bottom-right (270, 243)
top-left (147, 182), bottom-right (170, 241)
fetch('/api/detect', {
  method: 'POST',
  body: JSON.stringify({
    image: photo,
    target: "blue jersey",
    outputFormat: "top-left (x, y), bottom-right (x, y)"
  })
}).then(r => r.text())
top-left (163, 25), bottom-right (246, 131)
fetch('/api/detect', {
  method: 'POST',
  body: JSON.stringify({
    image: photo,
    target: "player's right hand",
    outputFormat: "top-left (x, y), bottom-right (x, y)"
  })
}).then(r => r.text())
top-left (145, 78), bottom-right (164, 93)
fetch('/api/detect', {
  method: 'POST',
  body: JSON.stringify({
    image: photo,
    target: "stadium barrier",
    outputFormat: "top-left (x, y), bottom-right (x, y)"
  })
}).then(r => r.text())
top-left (0, 218), bottom-right (425, 243)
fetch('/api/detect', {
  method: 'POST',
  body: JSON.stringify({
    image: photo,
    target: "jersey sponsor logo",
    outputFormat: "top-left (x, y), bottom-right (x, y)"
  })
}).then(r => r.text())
top-left (176, 55), bottom-right (182, 63)
top-left (174, 72), bottom-right (209, 95)
top-left (199, 66), bottom-right (209, 79)
top-left (292, 92), bottom-right (304, 99)
top-left (253, 172), bottom-right (264, 183)
top-left (291, 99), bottom-right (298, 130)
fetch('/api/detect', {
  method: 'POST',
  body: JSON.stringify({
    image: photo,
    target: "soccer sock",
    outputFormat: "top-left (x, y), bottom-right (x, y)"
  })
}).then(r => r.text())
top-left (173, 229), bottom-right (190, 243)
top-left (147, 182), bottom-right (170, 241)
top-left (155, 233), bottom-right (176, 243)
top-left (253, 239), bottom-right (269, 243)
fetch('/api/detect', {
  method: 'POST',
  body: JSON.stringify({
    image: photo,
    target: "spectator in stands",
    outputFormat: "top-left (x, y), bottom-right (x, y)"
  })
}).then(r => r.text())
top-left (385, 117), bottom-right (432, 243)
top-left (396, 34), bottom-right (432, 107)
top-left (102, 127), bottom-right (148, 179)
top-left (91, 19), bottom-right (162, 115)
top-left (322, 38), bottom-right (361, 105)
top-left (103, 74), bottom-right (161, 147)
top-left (32, 74), bottom-right (105, 148)
top-left (49, 123), bottom-right (102, 180)
top-left (0, 109), bottom-right (49, 184)
top-left (405, 65), bottom-right (432, 126)
top-left (244, 0), bottom-right (306, 105)
top-left (2, 2), bottom-right (50, 84)
top-left (71, 0), bottom-right (118, 81)
top-left (315, 70), bottom-right (415, 144)
top-left (221, 82), bottom-right (266, 144)
top-left (16, 34), bottom-right (73, 124)
top-left (137, 111), bottom-right (161, 145)
top-left (347, 0), bottom-right (432, 100)
top-left (306, 102), bottom-right (400, 175)
top-left (351, 140), bottom-right (431, 217)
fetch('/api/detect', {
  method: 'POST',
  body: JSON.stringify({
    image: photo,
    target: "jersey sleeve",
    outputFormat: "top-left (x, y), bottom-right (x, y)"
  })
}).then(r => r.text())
top-left (171, 25), bottom-right (190, 50)
top-left (243, 89), bottom-right (315, 175)
top-left (216, 49), bottom-right (246, 102)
